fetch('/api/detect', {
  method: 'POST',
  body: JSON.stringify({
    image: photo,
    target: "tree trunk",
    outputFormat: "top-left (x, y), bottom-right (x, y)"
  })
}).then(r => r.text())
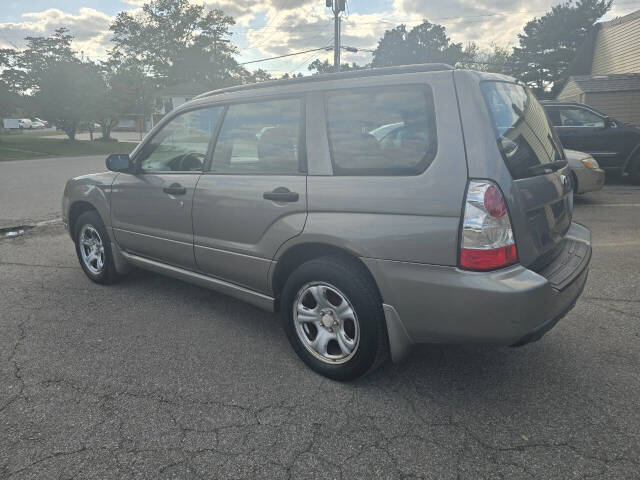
top-left (65, 122), bottom-right (76, 141)
top-left (101, 125), bottom-right (111, 141)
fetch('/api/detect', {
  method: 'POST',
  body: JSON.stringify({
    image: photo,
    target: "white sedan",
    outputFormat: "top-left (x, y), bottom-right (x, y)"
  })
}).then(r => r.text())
top-left (565, 149), bottom-right (605, 194)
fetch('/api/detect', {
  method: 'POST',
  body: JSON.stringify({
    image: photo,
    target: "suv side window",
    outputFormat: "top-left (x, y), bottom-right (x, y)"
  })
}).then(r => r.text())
top-left (138, 107), bottom-right (223, 173)
top-left (210, 98), bottom-right (303, 175)
top-left (325, 85), bottom-right (437, 176)
top-left (558, 107), bottom-right (604, 128)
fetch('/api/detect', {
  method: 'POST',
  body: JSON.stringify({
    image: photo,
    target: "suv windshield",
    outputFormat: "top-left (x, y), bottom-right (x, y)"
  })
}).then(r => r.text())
top-left (481, 81), bottom-right (563, 179)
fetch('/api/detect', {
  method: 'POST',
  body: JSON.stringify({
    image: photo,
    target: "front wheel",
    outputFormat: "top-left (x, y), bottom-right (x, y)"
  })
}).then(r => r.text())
top-left (281, 256), bottom-right (388, 381)
top-left (74, 210), bottom-right (121, 284)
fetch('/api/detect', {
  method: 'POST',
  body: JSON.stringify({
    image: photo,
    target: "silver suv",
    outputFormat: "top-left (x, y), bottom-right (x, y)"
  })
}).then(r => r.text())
top-left (62, 64), bottom-right (591, 380)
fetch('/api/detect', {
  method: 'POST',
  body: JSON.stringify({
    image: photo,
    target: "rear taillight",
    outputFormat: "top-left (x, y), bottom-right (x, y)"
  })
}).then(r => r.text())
top-left (459, 180), bottom-right (518, 271)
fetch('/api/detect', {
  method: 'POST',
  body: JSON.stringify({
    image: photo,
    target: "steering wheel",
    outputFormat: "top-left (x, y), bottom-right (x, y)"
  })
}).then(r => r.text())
top-left (178, 152), bottom-right (206, 171)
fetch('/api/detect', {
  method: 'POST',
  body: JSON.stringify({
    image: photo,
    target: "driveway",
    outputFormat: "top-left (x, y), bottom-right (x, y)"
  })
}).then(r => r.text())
top-left (0, 171), bottom-right (639, 478)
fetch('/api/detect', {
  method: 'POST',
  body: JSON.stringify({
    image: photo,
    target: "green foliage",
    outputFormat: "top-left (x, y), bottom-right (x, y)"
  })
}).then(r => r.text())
top-left (0, 83), bottom-right (20, 120)
top-left (307, 59), bottom-right (362, 74)
top-left (511, 0), bottom-right (612, 97)
top-left (371, 21), bottom-right (477, 68)
top-left (109, 0), bottom-right (261, 89)
top-left (35, 61), bottom-right (105, 140)
top-left (9, 28), bottom-right (76, 93)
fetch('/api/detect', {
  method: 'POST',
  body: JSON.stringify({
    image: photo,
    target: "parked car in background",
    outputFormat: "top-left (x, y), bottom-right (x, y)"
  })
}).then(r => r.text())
top-left (62, 66), bottom-right (592, 380)
top-left (542, 101), bottom-right (640, 184)
top-left (18, 119), bottom-right (32, 129)
top-left (564, 150), bottom-right (605, 194)
top-left (34, 117), bottom-right (50, 128)
top-left (29, 120), bottom-right (46, 129)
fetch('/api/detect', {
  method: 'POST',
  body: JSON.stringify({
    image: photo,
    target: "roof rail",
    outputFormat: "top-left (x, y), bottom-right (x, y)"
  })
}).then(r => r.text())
top-left (192, 63), bottom-right (454, 101)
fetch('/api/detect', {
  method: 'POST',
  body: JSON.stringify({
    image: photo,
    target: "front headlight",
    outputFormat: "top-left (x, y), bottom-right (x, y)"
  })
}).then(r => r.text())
top-left (581, 158), bottom-right (599, 169)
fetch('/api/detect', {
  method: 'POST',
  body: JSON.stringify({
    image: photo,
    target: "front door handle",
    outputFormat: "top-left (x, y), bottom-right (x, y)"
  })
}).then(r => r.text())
top-left (163, 183), bottom-right (187, 195)
top-left (263, 187), bottom-right (299, 203)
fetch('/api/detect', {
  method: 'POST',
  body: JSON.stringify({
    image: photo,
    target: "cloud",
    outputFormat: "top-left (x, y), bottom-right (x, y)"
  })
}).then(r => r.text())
top-left (2, 1), bottom-right (635, 73)
top-left (0, 8), bottom-right (113, 59)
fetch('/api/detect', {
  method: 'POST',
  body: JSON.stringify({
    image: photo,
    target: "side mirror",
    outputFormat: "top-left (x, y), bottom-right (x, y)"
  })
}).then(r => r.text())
top-left (604, 117), bottom-right (616, 129)
top-left (106, 153), bottom-right (132, 172)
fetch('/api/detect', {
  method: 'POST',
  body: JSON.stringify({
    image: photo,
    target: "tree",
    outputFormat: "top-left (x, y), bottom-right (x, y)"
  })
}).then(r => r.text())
top-left (36, 61), bottom-right (104, 140)
top-left (466, 45), bottom-right (513, 75)
top-left (109, 0), bottom-right (245, 89)
top-left (93, 60), bottom-right (156, 141)
top-left (371, 21), bottom-right (477, 68)
top-left (11, 28), bottom-right (77, 93)
top-left (307, 59), bottom-right (363, 74)
top-left (510, 0), bottom-right (612, 97)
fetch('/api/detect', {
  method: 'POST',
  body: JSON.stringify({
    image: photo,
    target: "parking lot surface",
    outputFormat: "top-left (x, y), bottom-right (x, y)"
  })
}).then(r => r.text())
top-left (1, 166), bottom-right (639, 478)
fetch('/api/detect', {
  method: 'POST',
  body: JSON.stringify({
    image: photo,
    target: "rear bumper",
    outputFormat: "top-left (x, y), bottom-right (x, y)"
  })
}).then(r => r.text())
top-left (363, 222), bottom-right (591, 362)
top-left (574, 167), bottom-right (605, 194)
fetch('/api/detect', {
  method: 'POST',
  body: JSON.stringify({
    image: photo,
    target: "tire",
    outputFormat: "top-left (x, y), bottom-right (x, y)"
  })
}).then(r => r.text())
top-left (281, 255), bottom-right (388, 381)
top-left (74, 210), bottom-right (121, 284)
top-left (629, 162), bottom-right (640, 186)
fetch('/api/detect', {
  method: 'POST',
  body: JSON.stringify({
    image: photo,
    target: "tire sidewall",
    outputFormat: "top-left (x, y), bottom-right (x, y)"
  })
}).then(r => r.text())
top-left (74, 211), bottom-right (113, 283)
top-left (281, 257), bottom-right (384, 381)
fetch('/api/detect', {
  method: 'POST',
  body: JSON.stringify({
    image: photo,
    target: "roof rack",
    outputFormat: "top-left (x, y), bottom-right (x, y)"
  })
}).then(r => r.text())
top-left (193, 63), bottom-right (454, 101)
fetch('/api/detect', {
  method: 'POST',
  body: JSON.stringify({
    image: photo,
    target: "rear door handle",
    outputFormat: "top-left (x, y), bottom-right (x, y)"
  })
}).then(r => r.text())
top-left (263, 187), bottom-right (299, 203)
top-left (163, 183), bottom-right (187, 195)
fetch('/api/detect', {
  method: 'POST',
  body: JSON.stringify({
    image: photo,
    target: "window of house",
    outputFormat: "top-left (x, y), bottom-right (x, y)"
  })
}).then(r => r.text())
top-left (325, 85), bottom-right (437, 176)
top-left (210, 98), bottom-right (302, 175)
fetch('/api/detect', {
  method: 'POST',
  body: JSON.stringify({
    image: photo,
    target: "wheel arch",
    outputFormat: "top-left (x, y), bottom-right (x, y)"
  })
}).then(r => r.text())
top-left (271, 242), bottom-right (383, 309)
top-left (69, 201), bottom-right (100, 237)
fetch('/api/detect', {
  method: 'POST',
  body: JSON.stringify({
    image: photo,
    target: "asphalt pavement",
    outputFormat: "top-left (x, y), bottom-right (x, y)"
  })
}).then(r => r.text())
top-left (0, 158), bottom-right (639, 479)
top-left (0, 156), bottom-right (107, 228)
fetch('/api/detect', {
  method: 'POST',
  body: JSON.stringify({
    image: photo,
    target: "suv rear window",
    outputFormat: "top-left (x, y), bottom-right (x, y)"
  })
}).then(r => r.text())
top-left (325, 85), bottom-right (437, 176)
top-left (481, 81), bottom-right (563, 180)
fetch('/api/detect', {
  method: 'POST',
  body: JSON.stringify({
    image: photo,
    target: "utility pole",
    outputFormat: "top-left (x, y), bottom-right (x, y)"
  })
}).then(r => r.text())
top-left (327, 0), bottom-right (346, 72)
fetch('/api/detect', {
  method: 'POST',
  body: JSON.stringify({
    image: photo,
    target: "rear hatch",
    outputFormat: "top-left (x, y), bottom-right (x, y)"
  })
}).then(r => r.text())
top-left (480, 81), bottom-right (574, 272)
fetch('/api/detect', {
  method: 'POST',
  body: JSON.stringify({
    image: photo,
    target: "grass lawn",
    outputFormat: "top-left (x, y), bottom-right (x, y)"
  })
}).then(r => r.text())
top-left (0, 134), bottom-right (135, 161)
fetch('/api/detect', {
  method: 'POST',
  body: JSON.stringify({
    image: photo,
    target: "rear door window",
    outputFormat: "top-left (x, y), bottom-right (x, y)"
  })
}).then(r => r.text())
top-left (481, 81), bottom-right (563, 180)
top-left (325, 85), bottom-right (437, 176)
top-left (210, 98), bottom-right (303, 175)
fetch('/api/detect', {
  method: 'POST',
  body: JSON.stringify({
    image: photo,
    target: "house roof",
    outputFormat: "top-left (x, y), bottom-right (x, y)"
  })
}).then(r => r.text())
top-left (567, 73), bottom-right (640, 93)
top-left (156, 81), bottom-right (208, 98)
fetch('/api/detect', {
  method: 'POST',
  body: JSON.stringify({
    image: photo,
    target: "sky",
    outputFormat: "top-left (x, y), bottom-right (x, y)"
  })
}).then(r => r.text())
top-left (0, 0), bottom-right (638, 76)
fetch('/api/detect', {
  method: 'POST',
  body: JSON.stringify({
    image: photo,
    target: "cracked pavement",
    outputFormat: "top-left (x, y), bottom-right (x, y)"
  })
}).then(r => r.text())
top-left (0, 158), bottom-right (639, 478)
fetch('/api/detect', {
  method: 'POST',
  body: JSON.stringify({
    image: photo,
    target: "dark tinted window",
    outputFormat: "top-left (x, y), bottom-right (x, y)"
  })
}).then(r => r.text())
top-left (325, 86), bottom-right (437, 176)
top-left (210, 98), bottom-right (302, 175)
top-left (558, 107), bottom-right (604, 128)
top-left (481, 81), bottom-right (563, 180)
top-left (139, 107), bottom-right (223, 172)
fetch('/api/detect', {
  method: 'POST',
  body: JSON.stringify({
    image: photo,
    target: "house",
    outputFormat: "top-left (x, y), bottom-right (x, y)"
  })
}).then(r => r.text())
top-left (559, 10), bottom-right (640, 125)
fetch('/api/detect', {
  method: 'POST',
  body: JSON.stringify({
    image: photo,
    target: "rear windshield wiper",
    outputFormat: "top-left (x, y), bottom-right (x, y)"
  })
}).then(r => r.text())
top-left (528, 160), bottom-right (568, 175)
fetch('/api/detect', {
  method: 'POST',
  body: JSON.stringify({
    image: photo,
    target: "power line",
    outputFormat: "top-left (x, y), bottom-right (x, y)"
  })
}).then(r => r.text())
top-left (239, 46), bottom-right (332, 65)
top-left (288, 37), bottom-right (335, 74)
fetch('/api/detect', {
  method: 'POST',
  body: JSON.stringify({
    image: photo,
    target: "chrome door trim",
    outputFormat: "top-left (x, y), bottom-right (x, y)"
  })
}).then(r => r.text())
top-left (120, 251), bottom-right (275, 312)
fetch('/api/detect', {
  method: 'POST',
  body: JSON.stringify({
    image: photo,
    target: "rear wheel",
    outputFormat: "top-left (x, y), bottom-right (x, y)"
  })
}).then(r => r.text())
top-left (74, 210), bottom-right (121, 284)
top-left (281, 256), bottom-right (388, 381)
